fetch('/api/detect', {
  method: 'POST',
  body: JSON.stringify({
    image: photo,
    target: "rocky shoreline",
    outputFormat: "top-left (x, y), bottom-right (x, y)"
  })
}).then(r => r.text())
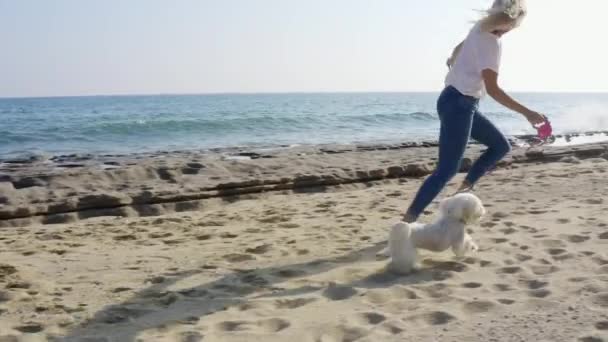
top-left (1, 135), bottom-right (608, 228)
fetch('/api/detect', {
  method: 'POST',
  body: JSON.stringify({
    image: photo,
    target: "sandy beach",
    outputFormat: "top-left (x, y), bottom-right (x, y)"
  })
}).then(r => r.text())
top-left (1, 141), bottom-right (608, 341)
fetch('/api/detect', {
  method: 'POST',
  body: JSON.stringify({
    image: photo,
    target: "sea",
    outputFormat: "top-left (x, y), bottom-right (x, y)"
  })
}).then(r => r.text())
top-left (1, 92), bottom-right (607, 159)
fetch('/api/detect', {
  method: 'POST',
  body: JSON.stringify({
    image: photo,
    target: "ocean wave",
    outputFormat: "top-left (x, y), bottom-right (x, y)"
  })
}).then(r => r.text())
top-left (2, 92), bottom-right (605, 158)
top-left (48, 112), bottom-right (440, 136)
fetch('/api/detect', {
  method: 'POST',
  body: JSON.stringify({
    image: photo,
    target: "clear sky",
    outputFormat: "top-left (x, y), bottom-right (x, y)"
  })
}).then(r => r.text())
top-left (1, 0), bottom-right (607, 97)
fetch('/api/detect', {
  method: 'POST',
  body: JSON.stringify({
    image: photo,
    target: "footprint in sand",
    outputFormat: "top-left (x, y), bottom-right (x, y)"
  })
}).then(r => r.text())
top-left (496, 266), bottom-right (523, 275)
top-left (195, 234), bottom-right (213, 241)
top-left (233, 301), bottom-right (266, 312)
top-left (380, 322), bottom-right (404, 335)
top-left (500, 227), bottom-right (517, 235)
top-left (462, 282), bottom-right (483, 289)
top-left (314, 325), bottom-right (368, 342)
top-left (323, 283), bottom-right (358, 301)
top-left (245, 244), bottom-right (271, 255)
top-left (592, 256), bottom-right (608, 266)
top-left (216, 321), bottom-right (249, 332)
top-left (463, 300), bottom-right (497, 314)
top-left (567, 235), bottom-right (591, 243)
top-left (547, 248), bottom-right (567, 256)
top-left (356, 312), bottom-right (387, 325)
top-left (578, 336), bottom-right (606, 342)
top-left (258, 318), bottom-right (291, 333)
top-left (416, 283), bottom-right (453, 299)
top-left (113, 234), bottom-right (137, 241)
top-left (220, 232), bottom-right (238, 239)
top-left (530, 264), bottom-right (560, 276)
top-left (521, 279), bottom-right (548, 290)
top-left (595, 321), bottom-right (608, 331)
top-left (494, 284), bottom-right (515, 292)
top-left (516, 254), bottom-right (533, 262)
top-left (179, 331), bottom-right (204, 342)
top-left (417, 311), bottom-right (458, 326)
top-left (274, 297), bottom-right (318, 309)
top-left (590, 293), bottom-right (608, 309)
top-left (273, 269), bottom-right (307, 279)
top-left (223, 254), bottom-right (255, 262)
top-left (422, 260), bottom-right (469, 273)
top-left (14, 322), bottom-right (44, 333)
top-left (541, 239), bottom-right (567, 248)
top-left (148, 232), bottom-right (173, 239)
top-left (528, 289), bottom-right (552, 298)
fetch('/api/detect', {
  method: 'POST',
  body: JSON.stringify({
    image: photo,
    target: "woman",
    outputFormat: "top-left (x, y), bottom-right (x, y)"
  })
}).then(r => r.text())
top-left (403, 0), bottom-right (546, 223)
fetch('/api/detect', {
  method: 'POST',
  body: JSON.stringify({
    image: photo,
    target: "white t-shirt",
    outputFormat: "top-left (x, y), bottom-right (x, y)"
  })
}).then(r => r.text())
top-left (445, 23), bottom-right (502, 99)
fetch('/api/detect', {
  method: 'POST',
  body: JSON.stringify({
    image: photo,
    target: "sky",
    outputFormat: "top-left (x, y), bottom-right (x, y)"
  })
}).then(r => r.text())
top-left (1, 0), bottom-right (607, 97)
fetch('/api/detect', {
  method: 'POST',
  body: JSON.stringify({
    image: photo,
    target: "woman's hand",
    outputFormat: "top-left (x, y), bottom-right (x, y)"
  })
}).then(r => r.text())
top-left (524, 111), bottom-right (546, 127)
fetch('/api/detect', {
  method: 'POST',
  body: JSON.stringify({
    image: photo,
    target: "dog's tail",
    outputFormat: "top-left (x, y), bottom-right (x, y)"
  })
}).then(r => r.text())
top-left (388, 222), bottom-right (417, 274)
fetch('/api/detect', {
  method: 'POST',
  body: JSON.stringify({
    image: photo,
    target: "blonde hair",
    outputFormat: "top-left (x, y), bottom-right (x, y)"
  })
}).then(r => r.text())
top-left (478, 11), bottom-right (526, 32)
top-left (478, 0), bottom-right (527, 32)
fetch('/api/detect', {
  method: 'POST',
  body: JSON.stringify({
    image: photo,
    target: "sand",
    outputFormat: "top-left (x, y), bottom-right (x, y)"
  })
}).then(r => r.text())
top-left (1, 142), bottom-right (608, 341)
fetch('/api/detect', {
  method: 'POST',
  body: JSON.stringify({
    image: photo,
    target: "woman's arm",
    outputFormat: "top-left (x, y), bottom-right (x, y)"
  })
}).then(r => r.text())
top-left (447, 41), bottom-right (464, 68)
top-left (482, 69), bottom-right (545, 126)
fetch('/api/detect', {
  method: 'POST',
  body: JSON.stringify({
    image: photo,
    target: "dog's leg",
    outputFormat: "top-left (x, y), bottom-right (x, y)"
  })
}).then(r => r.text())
top-left (388, 222), bottom-right (417, 274)
top-left (464, 234), bottom-right (479, 253)
top-left (453, 234), bottom-right (478, 257)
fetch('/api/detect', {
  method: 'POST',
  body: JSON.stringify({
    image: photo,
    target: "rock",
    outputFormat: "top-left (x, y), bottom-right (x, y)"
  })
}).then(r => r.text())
top-left (186, 162), bottom-right (205, 169)
top-left (47, 199), bottom-right (79, 213)
top-left (560, 156), bottom-right (581, 164)
top-left (11, 177), bottom-right (47, 189)
top-left (387, 166), bottom-right (405, 177)
top-left (355, 170), bottom-right (370, 179)
top-left (404, 164), bottom-right (431, 177)
top-left (77, 193), bottom-right (131, 209)
top-left (459, 158), bottom-right (473, 172)
top-left (369, 169), bottom-right (386, 179)
top-left (588, 158), bottom-right (607, 164)
top-left (42, 213), bottom-right (76, 225)
top-left (217, 180), bottom-right (263, 189)
top-left (292, 175), bottom-right (322, 187)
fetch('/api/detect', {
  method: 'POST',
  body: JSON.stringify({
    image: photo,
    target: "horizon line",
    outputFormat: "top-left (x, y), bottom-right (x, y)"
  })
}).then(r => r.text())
top-left (2, 90), bottom-right (608, 100)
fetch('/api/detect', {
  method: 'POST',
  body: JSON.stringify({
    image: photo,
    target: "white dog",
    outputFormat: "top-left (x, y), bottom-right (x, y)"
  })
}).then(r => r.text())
top-left (386, 193), bottom-right (486, 274)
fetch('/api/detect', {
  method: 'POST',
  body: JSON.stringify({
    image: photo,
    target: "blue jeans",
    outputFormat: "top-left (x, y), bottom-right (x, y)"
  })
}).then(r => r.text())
top-left (406, 86), bottom-right (511, 219)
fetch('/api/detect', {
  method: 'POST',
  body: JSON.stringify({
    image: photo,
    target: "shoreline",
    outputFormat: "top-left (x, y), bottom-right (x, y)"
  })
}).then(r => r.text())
top-left (1, 131), bottom-right (607, 164)
top-left (1, 135), bottom-right (607, 228)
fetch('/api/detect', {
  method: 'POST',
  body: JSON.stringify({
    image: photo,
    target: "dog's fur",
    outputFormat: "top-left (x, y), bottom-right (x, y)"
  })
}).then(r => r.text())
top-left (387, 193), bottom-right (486, 274)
